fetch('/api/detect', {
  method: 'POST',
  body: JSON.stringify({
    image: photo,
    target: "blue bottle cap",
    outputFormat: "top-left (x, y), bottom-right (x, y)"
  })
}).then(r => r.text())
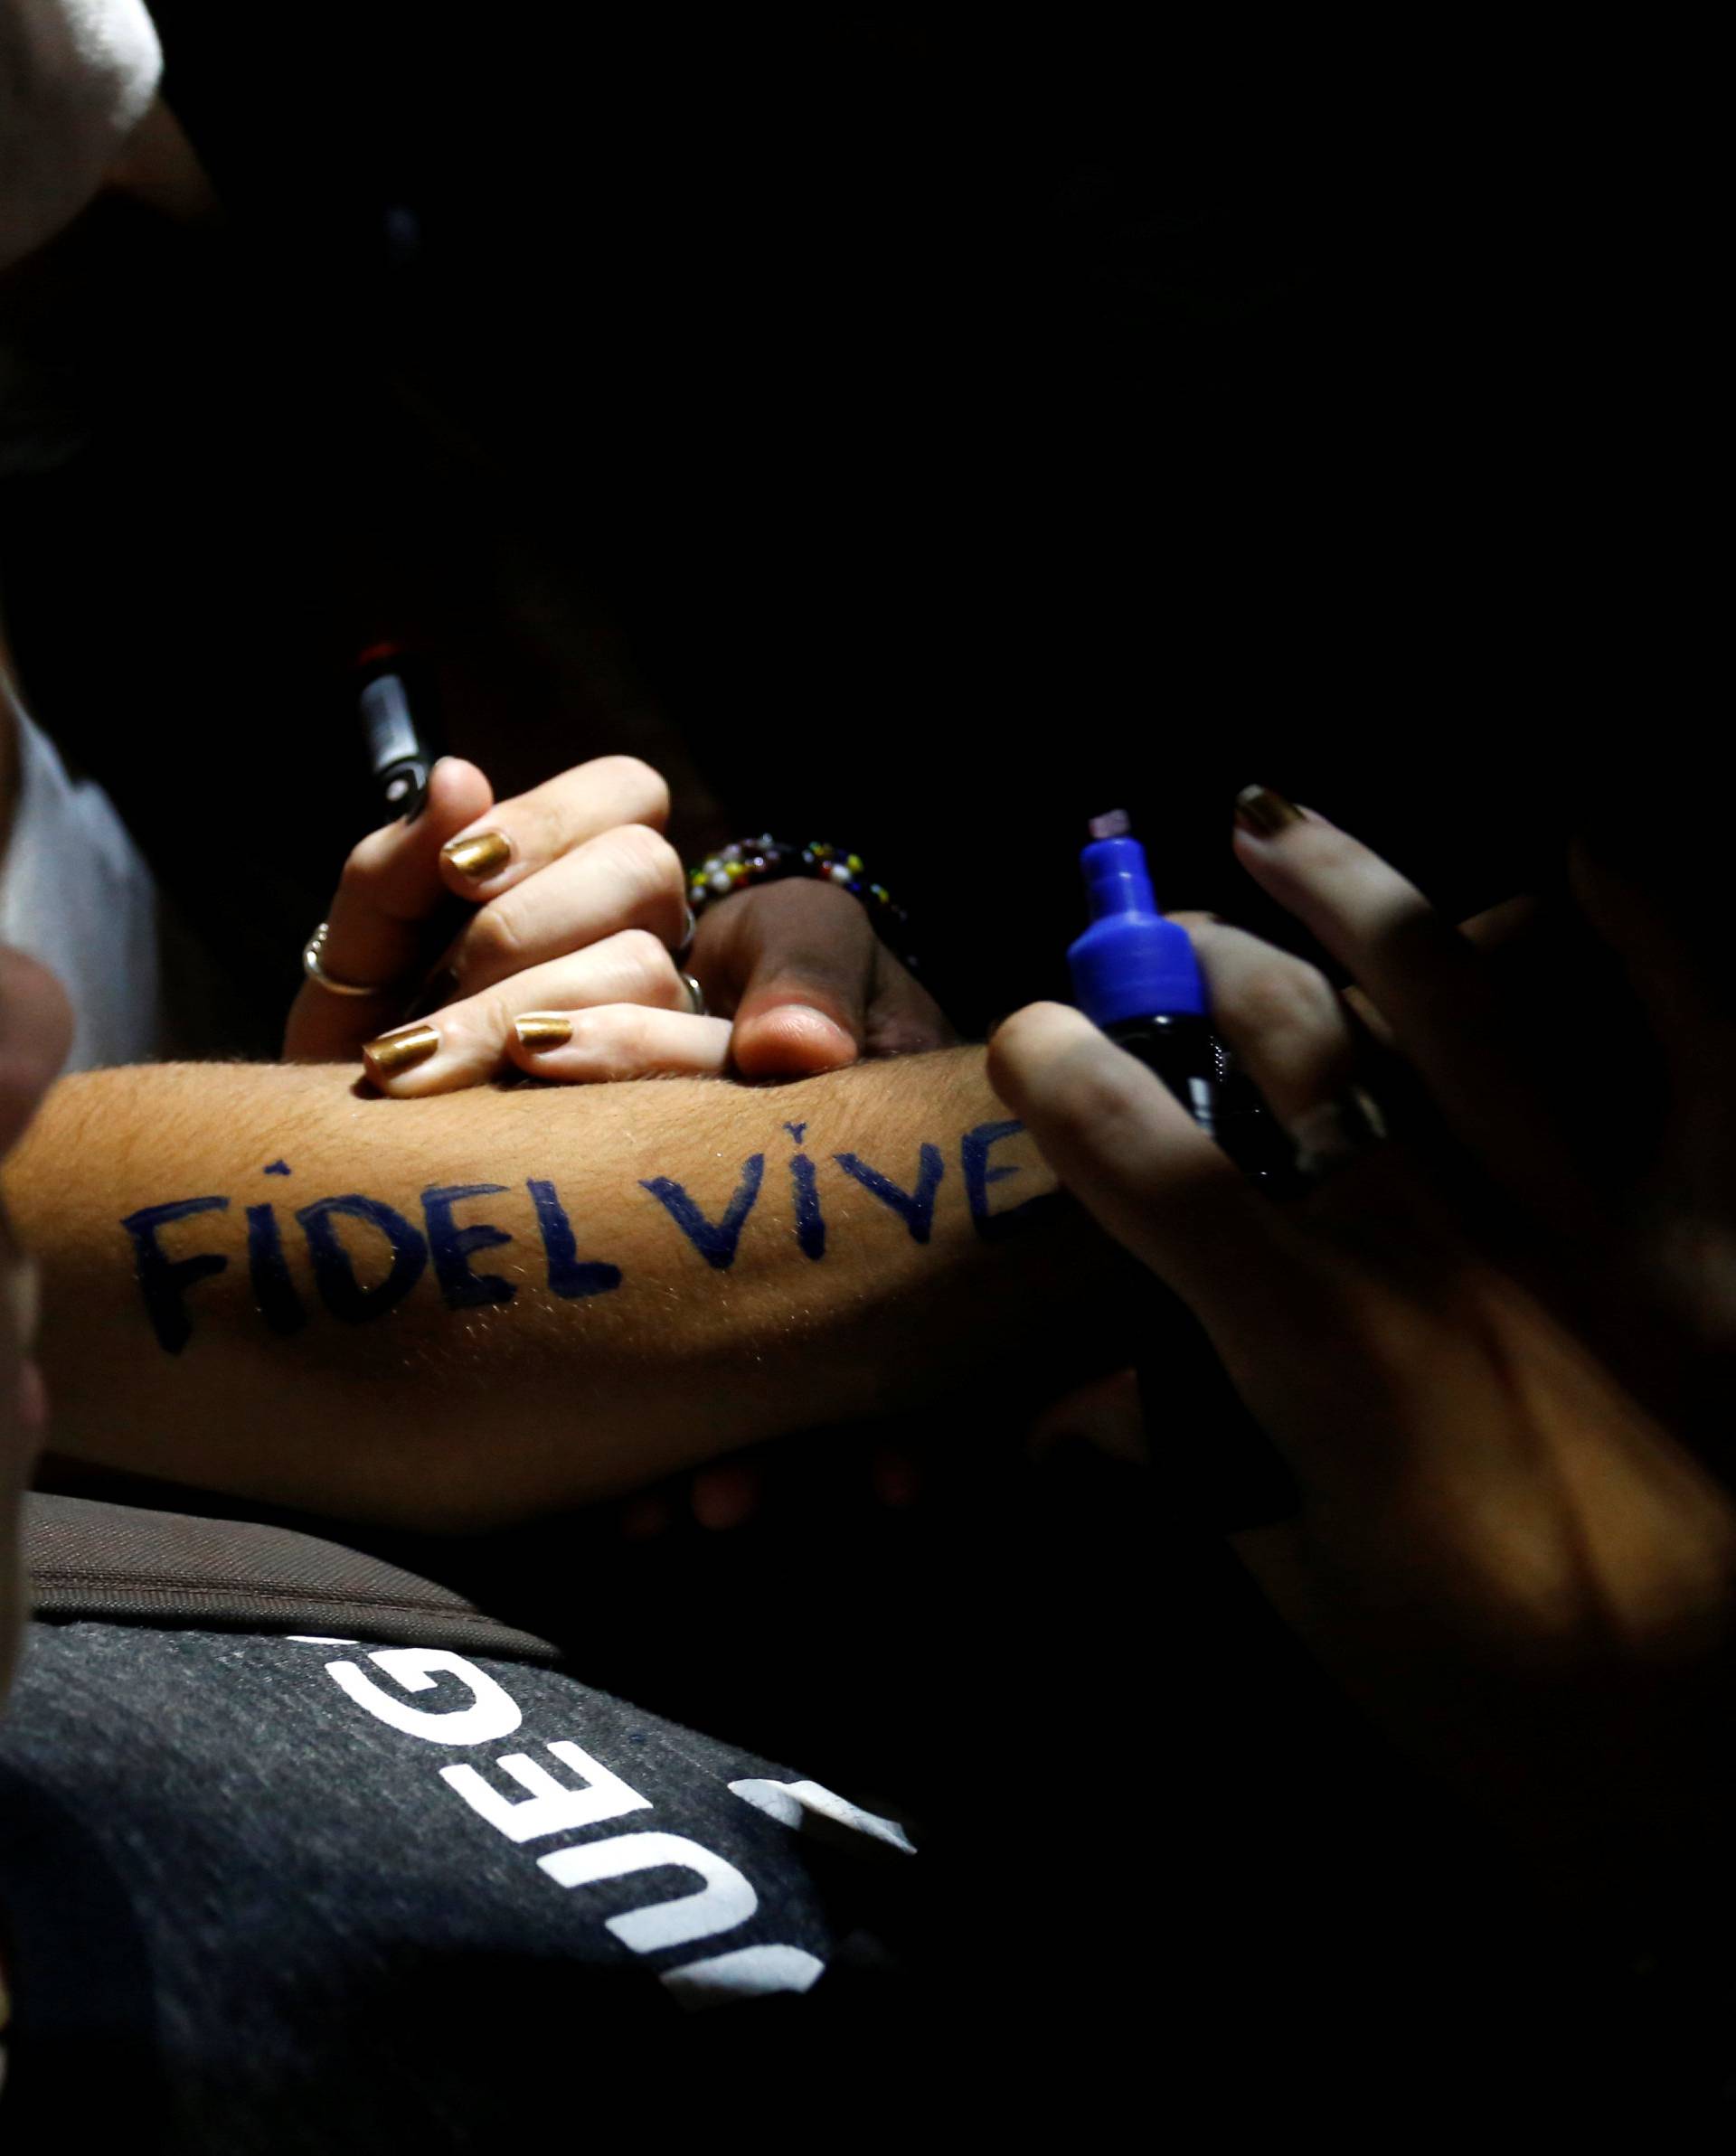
top-left (1067, 827), bottom-right (1207, 1025)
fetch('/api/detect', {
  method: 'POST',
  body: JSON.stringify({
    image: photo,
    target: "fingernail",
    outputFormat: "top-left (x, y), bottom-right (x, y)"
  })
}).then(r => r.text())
top-left (363, 1022), bottom-right (439, 1077)
top-left (1235, 785), bottom-right (1306, 839)
top-left (514, 1012), bottom-right (572, 1050)
top-left (441, 829), bottom-right (514, 880)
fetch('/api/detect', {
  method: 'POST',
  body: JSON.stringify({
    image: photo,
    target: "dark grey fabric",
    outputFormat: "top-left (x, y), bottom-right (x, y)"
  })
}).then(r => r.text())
top-left (0, 1620), bottom-right (917, 2150)
top-left (23, 1493), bottom-right (561, 1662)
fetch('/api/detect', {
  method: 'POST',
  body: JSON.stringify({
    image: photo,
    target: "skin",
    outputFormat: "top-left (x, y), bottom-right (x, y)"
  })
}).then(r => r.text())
top-left (282, 749), bottom-right (958, 1534)
top-left (286, 754), bottom-right (954, 1087)
top-left (990, 796), bottom-right (1736, 1935)
top-left (2, 1047), bottom-right (1118, 1534)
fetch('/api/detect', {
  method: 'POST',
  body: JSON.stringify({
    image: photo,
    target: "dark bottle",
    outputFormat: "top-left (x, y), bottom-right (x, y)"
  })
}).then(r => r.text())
top-left (1065, 811), bottom-right (1300, 1525)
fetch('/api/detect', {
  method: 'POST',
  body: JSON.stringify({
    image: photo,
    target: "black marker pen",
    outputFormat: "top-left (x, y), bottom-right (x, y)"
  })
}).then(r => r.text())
top-left (355, 643), bottom-right (436, 819)
top-left (354, 643), bottom-right (468, 1020)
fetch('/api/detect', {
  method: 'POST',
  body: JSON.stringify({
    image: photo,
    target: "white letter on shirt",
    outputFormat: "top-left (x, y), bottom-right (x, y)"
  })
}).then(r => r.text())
top-left (324, 1648), bottom-right (523, 1745)
top-left (440, 1740), bottom-right (651, 1843)
top-left (538, 1831), bottom-right (757, 1953)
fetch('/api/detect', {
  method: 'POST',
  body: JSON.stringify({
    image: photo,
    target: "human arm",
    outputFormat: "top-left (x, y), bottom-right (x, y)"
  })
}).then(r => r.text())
top-left (3, 1046), bottom-right (1117, 1532)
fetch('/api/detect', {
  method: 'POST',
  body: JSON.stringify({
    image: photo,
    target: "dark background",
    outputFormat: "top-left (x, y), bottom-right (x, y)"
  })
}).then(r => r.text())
top-left (3, 16), bottom-right (1707, 1049)
top-left (0, 17), bottom-right (1721, 2127)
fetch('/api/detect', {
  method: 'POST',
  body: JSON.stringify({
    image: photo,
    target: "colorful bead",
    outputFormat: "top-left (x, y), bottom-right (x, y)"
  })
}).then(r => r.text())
top-left (684, 833), bottom-right (910, 973)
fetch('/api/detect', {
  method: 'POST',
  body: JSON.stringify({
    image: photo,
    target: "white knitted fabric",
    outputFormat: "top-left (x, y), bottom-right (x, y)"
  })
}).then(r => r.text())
top-left (0, 0), bottom-right (162, 273)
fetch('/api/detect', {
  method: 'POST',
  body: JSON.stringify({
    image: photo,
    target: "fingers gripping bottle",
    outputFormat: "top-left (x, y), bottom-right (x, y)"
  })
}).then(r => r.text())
top-left (1067, 810), bottom-right (1288, 1180)
top-left (1067, 810), bottom-right (1227, 1134)
top-left (1065, 809), bottom-right (1300, 1525)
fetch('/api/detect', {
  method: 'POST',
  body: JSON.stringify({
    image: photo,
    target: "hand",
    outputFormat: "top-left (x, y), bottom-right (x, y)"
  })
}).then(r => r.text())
top-left (285, 755), bottom-right (731, 1092)
top-left (988, 792), bottom-right (1736, 1925)
top-left (687, 875), bottom-right (956, 1078)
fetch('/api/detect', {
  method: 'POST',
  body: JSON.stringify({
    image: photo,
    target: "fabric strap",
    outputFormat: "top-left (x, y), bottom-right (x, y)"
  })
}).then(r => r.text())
top-left (22, 1492), bottom-right (561, 1662)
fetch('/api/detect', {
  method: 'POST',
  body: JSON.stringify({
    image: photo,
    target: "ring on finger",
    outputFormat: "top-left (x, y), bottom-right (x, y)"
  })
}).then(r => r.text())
top-left (303, 920), bottom-right (398, 999)
top-left (1290, 1085), bottom-right (1390, 1183)
top-left (680, 971), bottom-right (707, 1017)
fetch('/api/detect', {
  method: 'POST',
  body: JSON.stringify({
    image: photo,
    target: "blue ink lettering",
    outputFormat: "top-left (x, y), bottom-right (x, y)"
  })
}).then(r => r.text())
top-left (421, 1183), bottom-right (516, 1310)
top-left (263, 1160), bottom-right (291, 1177)
top-left (783, 1122), bottom-right (807, 1145)
top-left (527, 1178), bottom-right (623, 1299)
top-left (295, 1194), bottom-right (428, 1323)
top-left (120, 1196), bottom-right (230, 1354)
top-left (245, 1201), bottom-right (308, 1336)
top-left (789, 1152), bottom-right (826, 1260)
top-left (962, 1120), bottom-right (1049, 1240)
top-left (832, 1145), bottom-right (944, 1243)
top-left (640, 1154), bottom-right (765, 1270)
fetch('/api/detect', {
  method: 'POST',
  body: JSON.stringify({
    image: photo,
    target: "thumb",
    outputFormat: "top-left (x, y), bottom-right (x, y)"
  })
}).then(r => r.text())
top-left (284, 757), bottom-right (494, 1061)
top-left (987, 1001), bottom-right (1340, 1380)
top-left (707, 881), bottom-right (879, 1079)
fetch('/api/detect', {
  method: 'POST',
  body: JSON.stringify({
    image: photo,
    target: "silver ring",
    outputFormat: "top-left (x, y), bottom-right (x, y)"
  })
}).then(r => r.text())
top-left (302, 921), bottom-right (394, 999)
top-left (680, 971), bottom-right (707, 1017)
top-left (1291, 1087), bottom-right (1389, 1182)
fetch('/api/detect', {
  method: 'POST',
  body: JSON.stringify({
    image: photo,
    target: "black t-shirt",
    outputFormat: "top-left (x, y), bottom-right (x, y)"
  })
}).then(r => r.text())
top-left (0, 1619), bottom-right (920, 2148)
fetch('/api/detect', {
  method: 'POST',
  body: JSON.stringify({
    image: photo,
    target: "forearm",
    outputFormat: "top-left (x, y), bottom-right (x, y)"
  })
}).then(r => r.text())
top-left (3, 1050), bottom-right (1119, 1529)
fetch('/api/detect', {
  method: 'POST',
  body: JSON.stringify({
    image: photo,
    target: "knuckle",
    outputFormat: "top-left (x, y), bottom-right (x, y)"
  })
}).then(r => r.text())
top-left (461, 896), bottom-right (527, 976)
top-left (1228, 958), bottom-right (1339, 1047)
top-left (615, 927), bottom-right (682, 1003)
top-left (609, 824), bottom-right (684, 908)
top-left (590, 754), bottom-right (670, 828)
top-left (637, 922), bottom-right (685, 995)
top-left (472, 987), bottom-right (520, 1045)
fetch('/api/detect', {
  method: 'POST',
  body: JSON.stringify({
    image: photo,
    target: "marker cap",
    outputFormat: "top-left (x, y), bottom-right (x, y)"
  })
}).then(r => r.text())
top-left (1067, 830), bottom-right (1207, 1025)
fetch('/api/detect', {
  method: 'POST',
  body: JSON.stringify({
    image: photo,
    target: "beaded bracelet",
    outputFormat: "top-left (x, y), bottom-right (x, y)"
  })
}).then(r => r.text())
top-left (686, 836), bottom-right (918, 970)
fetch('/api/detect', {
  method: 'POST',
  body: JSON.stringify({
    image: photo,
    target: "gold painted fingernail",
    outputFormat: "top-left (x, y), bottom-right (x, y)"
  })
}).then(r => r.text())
top-left (363, 1022), bottom-right (439, 1076)
top-left (514, 1012), bottom-right (572, 1050)
top-left (441, 829), bottom-right (514, 880)
top-left (1235, 785), bottom-right (1306, 838)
